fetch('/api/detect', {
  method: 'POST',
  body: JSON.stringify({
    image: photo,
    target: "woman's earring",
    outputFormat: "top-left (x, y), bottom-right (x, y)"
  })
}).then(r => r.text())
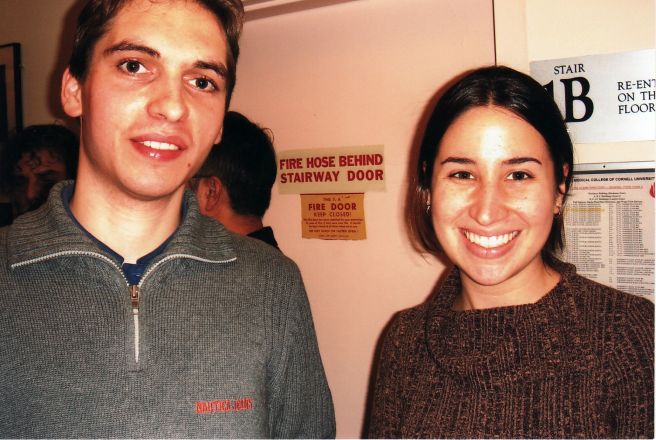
top-left (554, 205), bottom-right (562, 218)
top-left (426, 199), bottom-right (431, 214)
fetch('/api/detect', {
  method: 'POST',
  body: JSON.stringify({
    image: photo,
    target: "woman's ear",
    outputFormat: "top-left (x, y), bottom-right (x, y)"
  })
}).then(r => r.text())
top-left (61, 68), bottom-right (83, 118)
top-left (559, 163), bottom-right (570, 194)
top-left (555, 163), bottom-right (570, 213)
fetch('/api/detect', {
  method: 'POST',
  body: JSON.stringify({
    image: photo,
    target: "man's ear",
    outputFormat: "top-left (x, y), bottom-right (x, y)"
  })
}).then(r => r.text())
top-left (61, 68), bottom-right (83, 117)
top-left (205, 176), bottom-right (223, 211)
top-left (213, 125), bottom-right (223, 145)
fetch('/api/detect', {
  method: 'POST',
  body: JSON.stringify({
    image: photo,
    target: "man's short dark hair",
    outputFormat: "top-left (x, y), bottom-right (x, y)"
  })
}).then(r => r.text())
top-left (196, 111), bottom-right (277, 218)
top-left (1, 124), bottom-right (79, 191)
top-left (68, 0), bottom-right (244, 108)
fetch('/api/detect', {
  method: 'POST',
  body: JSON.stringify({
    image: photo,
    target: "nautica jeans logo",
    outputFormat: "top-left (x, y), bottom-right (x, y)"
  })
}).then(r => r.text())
top-left (195, 397), bottom-right (253, 414)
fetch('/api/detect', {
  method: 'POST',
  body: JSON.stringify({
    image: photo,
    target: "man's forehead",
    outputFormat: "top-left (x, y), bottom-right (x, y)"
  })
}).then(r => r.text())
top-left (106, 0), bottom-right (227, 39)
top-left (95, 0), bottom-right (228, 64)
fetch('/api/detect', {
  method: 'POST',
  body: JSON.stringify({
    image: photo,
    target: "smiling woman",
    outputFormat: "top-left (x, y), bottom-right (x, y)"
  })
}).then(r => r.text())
top-left (367, 66), bottom-right (654, 439)
top-left (431, 106), bottom-right (565, 309)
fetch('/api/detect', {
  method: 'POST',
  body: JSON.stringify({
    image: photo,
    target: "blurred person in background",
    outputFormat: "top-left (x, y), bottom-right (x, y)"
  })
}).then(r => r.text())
top-left (0, 124), bottom-right (78, 226)
top-left (192, 111), bottom-right (279, 249)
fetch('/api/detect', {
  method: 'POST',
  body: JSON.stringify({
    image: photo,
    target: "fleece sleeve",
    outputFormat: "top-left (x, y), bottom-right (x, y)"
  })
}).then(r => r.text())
top-left (267, 268), bottom-right (335, 439)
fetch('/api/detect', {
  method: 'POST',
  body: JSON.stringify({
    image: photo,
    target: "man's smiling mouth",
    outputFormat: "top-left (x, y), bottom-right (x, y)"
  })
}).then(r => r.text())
top-left (140, 140), bottom-right (180, 151)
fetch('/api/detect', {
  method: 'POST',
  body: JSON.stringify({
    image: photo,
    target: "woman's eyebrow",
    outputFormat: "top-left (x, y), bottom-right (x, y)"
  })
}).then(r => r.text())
top-left (439, 156), bottom-right (543, 166)
top-left (439, 157), bottom-right (474, 165)
top-left (504, 156), bottom-right (543, 165)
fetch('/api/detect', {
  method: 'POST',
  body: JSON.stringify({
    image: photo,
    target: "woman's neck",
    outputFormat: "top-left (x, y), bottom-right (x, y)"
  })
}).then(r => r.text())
top-left (454, 262), bottom-right (561, 311)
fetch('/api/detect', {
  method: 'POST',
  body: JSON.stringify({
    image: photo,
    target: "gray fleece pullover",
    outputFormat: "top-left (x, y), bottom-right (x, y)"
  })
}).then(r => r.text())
top-left (0, 181), bottom-right (335, 438)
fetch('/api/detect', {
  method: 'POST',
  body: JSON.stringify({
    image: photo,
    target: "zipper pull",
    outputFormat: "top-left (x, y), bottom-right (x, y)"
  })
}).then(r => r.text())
top-left (129, 284), bottom-right (141, 364)
top-left (130, 285), bottom-right (140, 309)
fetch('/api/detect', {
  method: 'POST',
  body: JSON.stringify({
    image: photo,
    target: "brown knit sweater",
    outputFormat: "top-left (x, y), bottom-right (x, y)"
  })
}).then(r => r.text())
top-left (368, 262), bottom-right (654, 438)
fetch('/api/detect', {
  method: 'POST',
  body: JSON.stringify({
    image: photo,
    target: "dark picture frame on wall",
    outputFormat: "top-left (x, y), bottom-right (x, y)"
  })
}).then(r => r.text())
top-left (0, 43), bottom-right (23, 142)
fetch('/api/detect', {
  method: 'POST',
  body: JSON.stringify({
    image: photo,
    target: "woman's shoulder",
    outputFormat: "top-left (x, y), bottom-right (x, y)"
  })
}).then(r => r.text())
top-left (562, 264), bottom-right (653, 317)
top-left (558, 263), bottom-right (654, 349)
top-left (555, 259), bottom-right (649, 305)
top-left (379, 302), bottom-right (434, 354)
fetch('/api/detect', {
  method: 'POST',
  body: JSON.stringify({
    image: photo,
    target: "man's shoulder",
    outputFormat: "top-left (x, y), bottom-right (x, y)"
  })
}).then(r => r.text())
top-left (229, 230), bottom-right (296, 270)
top-left (190, 215), bottom-right (298, 275)
top-left (0, 225), bottom-right (8, 261)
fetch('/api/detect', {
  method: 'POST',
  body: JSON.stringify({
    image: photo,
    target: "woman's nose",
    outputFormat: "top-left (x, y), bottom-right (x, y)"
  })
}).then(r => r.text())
top-left (468, 180), bottom-right (509, 225)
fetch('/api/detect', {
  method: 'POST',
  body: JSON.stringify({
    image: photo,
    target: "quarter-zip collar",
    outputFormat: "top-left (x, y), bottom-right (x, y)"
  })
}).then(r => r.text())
top-left (60, 183), bottom-right (177, 285)
top-left (7, 180), bottom-right (237, 270)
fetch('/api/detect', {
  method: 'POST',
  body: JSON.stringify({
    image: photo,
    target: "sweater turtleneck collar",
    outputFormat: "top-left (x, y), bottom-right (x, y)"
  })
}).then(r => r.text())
top-left (422, 261), bottom-right (594, 387)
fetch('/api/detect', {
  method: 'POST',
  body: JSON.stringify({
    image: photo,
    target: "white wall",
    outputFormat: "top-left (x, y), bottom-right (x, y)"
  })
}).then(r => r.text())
top-left (0, 0), bottom-right (80, 128)
top-left (494, 0), bottom-right (655, 164)
top-left (230, 1), bottom-right (495, 436)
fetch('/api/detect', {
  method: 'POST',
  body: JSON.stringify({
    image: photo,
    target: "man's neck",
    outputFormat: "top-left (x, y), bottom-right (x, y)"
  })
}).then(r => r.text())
top-left (70, 176), bottom-right (184, 264)
top-left (215, 210), bottom-right (264, 237)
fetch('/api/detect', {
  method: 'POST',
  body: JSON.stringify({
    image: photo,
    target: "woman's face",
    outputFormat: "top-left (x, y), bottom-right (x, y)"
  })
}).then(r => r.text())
top-left (431, 106), bottom-right (565, 292)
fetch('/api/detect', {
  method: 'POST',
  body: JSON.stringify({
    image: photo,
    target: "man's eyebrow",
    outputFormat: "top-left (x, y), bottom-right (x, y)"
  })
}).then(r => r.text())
top-left (194, 60), bottom-right (228, 79)
top-left (103, 41), bottom-right (226, 79)
top-left (103, 41), bottom-right (160, 58)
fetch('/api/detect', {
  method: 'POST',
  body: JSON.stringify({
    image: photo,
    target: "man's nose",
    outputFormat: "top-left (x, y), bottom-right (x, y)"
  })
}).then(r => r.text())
top-left (25, 177), bottom-right (41, 202)
top-left (147, 78), bottom-right (189, 122)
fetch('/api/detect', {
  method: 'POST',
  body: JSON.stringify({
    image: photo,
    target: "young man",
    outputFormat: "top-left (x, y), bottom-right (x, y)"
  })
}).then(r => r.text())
top-left (192, 111), bottom-right (280, 248)
top-left (0, 0), bottom-right (335, 437)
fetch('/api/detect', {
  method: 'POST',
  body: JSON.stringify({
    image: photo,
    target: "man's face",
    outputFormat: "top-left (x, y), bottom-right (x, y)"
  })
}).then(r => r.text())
top-left (61, 0), bottom-right (227, 202)
top-left (13, 149), bottom-right (68, 215)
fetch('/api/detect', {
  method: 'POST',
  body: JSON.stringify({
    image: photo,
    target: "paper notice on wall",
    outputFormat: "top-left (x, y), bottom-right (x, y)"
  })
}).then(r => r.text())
top-left (530, 49), bottom-right (655, 143)
top-left (278, 145), bottom-right (385, 194)
top-left (301, 193), bottom-right (366, 240)
top-left (560, 164), bottom-right (655, 300)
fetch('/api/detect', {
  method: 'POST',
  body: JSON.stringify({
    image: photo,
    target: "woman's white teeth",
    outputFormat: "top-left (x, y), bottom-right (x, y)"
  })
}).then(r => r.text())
top-left (465, 231), bottom-right (518, 248)
top-left (142, 140), bottom-right (178, 150)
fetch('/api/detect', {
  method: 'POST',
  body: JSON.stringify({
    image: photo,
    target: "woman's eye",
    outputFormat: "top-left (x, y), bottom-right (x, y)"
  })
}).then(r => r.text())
top-left (118, 60), bottom-right (146, 74)
top-left (450, 171), bottom-right (474, 180)
top-left (508, 171), bottom-right (532, 180)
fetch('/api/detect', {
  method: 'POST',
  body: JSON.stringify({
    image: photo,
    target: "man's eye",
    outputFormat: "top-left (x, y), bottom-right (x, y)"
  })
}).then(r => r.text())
top-left (118, 60), bottom-right (146, 74)
top-left (37, 172), bottom-right (61, 183)
top-left (508, 171), bottom-right (532, 180)
top-left (190, 77), bottom-right (217, 92)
